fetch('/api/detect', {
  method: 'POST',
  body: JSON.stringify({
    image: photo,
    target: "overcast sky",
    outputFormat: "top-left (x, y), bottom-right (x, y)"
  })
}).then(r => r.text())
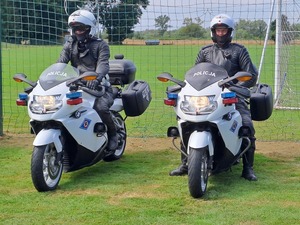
top-left (134, 0), bottom-right (298, 31)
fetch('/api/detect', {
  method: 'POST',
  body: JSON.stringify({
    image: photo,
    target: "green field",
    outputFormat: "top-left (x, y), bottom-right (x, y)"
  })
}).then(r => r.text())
top-left (1, 43), bottom-right (300, 141)
top-left (1, 137), bottom-right (300, 225)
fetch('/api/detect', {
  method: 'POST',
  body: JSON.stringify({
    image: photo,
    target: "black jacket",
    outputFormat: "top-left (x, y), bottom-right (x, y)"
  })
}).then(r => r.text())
top-left (195, 43), bottom-right (258, 88)
top-left (57, 36), bottom-right (110, 79)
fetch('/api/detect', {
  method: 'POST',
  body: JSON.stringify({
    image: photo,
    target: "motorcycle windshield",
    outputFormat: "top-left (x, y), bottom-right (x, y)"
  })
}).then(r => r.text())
top-left (38, 63), bottom-right (79, 90)
top-left (185, 63), bottom-right (228, 91)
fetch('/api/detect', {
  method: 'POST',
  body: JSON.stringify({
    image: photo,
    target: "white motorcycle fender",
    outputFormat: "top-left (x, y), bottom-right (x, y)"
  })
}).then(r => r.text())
top-left (188, 131), bottom-right (214, 156)
top-left (33, 129), bottom-right (63, 153)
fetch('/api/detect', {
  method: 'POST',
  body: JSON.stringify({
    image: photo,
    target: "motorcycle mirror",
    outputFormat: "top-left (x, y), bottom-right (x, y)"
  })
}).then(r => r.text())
top-left (13, 73), bottom-right (27, 82)
top-left (235, 72), bottom-right (252, 81)
top-left (218, 71), bottom-right (252, 87)
top-left (66, 71), bottom-right (98, 86)
top-left (157, 72), bottom-right (173, 82)
top-left (157, 73), bottom-right (186, 87)
top-left (13, 73), bottom-right (37, 87)
top-left (81, 71), bottom-right (98, 81)
top-left (82, 75), bottom-right (97, 81)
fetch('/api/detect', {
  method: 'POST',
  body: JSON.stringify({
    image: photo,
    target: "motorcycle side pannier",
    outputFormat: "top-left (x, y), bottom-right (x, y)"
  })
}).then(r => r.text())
top-left (108, 57), bottom-right (136, 85)
top-left (122, 80), bottom-right (152, 117)
top-left (250, 83), bottom-right (273, 121)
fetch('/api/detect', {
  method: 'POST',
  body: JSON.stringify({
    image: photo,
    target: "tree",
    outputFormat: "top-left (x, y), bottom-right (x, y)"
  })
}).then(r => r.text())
top-left (155, 15), bottom-right (171, 37)
top-left (1, 0), bottom-right (66, 45)
top-left (178, 17), bottom-right (206, 39)
top-left (270, 14), bottom-right (292, 43)
top-left (97, 0), bottom-right (149, 44)
top-left (1, 0), bottom-right (149, 45)
top-left (235, 19), bottom-right (267, 40)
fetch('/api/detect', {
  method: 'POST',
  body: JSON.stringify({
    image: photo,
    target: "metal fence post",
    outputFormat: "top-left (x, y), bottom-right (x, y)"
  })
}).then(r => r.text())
top-left (0, 8), bottom-right (3, 136)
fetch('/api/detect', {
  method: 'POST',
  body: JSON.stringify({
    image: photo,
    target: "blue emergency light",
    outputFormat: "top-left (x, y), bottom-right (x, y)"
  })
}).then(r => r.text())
top-left (164, 92), bottom-right (178, 106)
top-left (66, 91), bottom-right (82, 99)
top-left (16, 93), bottom-right (28, 106)
top-left (221, 92), bottom-right (236, 99)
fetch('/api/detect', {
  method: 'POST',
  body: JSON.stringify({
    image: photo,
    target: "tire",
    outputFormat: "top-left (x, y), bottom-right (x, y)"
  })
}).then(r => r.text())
top-left (188, 147), bottom-right (209, 198)
top-left (31, 143), bottom-right (63, 192)
top-left (103, 112), bottom-right (127, 162)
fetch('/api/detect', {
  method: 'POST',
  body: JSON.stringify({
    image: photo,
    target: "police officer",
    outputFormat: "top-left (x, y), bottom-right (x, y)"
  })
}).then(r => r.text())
top-left (169, 14), bottom-right (258, 181)
top-left (57, 10), bottom-right (118, 153)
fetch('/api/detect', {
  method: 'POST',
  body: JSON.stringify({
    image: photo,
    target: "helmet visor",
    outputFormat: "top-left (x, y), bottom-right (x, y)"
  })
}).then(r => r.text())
top-left (70, 23), bottom-right (90, 33)
top-left (214, 27), bottom-right (228, 36)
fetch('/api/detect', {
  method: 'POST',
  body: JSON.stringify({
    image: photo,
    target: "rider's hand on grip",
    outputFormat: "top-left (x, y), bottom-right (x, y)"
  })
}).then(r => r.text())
top-left (86, 79), bottom-right (100, 90)
top-left (69, 84), bottom-right (78, 91)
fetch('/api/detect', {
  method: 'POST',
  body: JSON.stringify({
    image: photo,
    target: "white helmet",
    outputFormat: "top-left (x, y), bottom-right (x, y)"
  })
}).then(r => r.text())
top-left (210, 14), bottom-right (235, 46)
top-left (68, 10), bottom-right (97, 41)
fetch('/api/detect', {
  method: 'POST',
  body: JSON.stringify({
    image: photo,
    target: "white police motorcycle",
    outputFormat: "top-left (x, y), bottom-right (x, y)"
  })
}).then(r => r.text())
top-left (157, 62), bottom-right (272, 198)
top-left (14, 55), bottom-right (151, 192)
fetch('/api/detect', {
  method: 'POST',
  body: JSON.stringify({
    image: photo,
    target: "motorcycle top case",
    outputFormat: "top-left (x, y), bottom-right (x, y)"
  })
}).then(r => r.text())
top-left (250, 83), bottom-right (273, 121)
top-left (122, 80), bottom-right (152, 117)
top-left (108, 58), bottom-right (136, 85)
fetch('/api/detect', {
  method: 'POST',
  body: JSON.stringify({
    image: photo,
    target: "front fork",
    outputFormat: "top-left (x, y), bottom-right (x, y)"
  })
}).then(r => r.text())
top-left (169, 127), bottom-right (213, 157)
top-left (169, 126), bottom-right (252, 167)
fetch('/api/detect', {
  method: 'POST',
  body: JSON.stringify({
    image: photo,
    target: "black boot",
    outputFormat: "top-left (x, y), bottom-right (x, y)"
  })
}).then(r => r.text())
top-left (107, 132), bottom-right (118, 152)
top-left (169, 163), bottom-right (188, 176)
top-left (170, 143), bottom-right (188, 176)
top-left (100, 112), bottom-right (118, 153)
top-left (241, 142), bottom-right (257, 181)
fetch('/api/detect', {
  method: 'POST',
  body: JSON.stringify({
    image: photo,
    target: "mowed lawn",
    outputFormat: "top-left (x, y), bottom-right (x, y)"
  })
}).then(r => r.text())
top-left (0, 135), bottom-right (300, 225)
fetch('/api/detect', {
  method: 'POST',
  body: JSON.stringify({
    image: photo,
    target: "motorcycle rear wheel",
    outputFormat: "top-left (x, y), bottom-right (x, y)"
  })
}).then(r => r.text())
top-left (188, 147), bottom-right (209, 198)
top-left (31, 143), bottom-right (63, 192)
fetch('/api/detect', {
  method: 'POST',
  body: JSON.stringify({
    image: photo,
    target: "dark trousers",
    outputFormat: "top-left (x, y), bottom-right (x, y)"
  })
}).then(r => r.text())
top-left (93, 91), bottom-right (117, 135)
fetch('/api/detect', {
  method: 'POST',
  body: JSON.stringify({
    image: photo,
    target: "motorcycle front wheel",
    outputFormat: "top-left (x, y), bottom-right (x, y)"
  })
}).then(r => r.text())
top-left (31, 143), bottom-right (63, 192)
top-left (188, 147), bottom-right (209, 198)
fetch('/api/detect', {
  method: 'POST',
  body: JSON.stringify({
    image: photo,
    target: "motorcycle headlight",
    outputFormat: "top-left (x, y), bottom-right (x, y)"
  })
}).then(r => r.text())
top-left (29, 95), bottom-right (62, 114)
top-left (180, 95), bottom-right (217, 115)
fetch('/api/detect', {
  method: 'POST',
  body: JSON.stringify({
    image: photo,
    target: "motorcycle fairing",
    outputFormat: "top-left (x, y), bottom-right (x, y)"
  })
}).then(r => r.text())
top-left (185, 63), bottom-right (228, 91)
top-left (215, 110), bottom-right (243, 155)
top-left (39, 63), bottom-right (79, 91)
top-left (62, 107), bottom-right (106, 152)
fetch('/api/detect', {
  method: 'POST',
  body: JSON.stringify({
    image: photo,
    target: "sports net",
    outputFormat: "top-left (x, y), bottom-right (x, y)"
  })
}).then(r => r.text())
top-left (1, 0), bottom-right (300, 141)
top-left (273, 1), bottom-right (300, 109)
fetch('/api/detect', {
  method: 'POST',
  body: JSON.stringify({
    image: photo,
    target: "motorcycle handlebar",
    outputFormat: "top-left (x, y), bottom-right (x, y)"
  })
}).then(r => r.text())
top-left (228, 85), bottom-right (251, 99)
top-left (80, 86), bottom-right (106, 98)
top-left (69, 79), bottom-right (106, 98)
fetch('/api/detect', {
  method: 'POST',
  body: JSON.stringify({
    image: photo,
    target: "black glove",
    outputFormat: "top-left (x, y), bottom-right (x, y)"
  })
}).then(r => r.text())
top-left (86, 79), bottom-right (100, 90)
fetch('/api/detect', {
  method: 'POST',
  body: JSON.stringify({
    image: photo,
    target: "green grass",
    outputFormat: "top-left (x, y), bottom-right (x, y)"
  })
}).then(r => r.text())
top-left (1, 137), bottom-right (300, 225)
top-left (1, 43), bottom-right (300, 225)
top-left (1, 43), bottom-right (300, 141)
